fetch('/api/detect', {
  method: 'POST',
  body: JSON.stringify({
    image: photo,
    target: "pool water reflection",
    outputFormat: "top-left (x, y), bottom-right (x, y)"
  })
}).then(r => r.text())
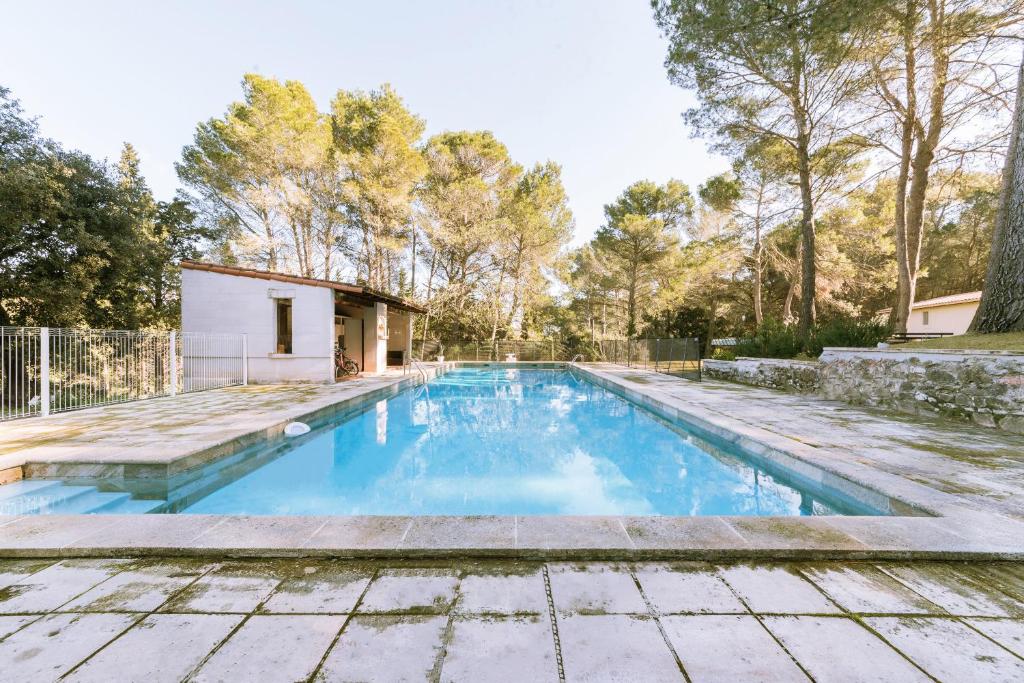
top-left (180, 368), bottom-right (880, 516)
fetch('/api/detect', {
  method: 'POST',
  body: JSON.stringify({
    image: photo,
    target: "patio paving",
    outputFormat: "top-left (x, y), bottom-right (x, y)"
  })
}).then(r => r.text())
top-left (0, 371), bottom-right (421, 479)
top-left (1, 557), bottom-right (1024, 681)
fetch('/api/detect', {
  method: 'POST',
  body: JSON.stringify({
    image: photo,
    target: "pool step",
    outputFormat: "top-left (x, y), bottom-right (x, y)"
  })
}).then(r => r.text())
top-left (0, 479), bottom-right (65, 502)
top-left (0, 481), bottom-right (164, 515)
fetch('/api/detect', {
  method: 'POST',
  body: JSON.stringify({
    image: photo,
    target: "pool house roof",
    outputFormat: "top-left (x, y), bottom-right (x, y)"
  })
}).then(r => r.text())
top-left (180, 260), bottom-right (426, 314)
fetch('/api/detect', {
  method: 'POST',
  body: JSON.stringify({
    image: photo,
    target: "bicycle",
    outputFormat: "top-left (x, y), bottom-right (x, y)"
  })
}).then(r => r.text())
top-left (335, 346), bottom-right (360, 377)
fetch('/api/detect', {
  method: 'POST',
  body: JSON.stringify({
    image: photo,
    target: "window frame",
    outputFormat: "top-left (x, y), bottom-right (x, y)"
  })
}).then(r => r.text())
top-left (275, 298), bottom-right (293, 354)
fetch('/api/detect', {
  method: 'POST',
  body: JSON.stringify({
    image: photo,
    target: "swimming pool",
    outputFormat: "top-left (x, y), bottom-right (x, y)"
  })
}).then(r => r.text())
top-left (156, 367), bottom-right (878, 516)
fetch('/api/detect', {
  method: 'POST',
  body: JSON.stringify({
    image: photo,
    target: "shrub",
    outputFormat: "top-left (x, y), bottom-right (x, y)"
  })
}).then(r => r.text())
top-left (731, 316), bottom-right (890, 359)
top-left (807, 317), bottom-right (891, 356)
top-left (711, 347), bottom-right (736, 360)
top-left (733, 318), bottom-right (804, 359)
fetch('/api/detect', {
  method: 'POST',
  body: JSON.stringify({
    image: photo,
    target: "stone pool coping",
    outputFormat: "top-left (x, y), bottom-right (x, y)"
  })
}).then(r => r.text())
top-left (1, 362), bottom-right (1023, 561)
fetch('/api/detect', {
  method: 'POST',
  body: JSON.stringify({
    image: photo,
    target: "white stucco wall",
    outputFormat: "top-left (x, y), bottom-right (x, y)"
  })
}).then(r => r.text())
top-left (361, 302), bottom-right (388, 374)
top-left (181, 269), bottom-right (335, 383)
top-left (906, 301), bottom-right (978, 335)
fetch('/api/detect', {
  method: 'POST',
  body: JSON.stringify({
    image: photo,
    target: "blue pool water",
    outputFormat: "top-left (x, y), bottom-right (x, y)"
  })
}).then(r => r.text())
top-left (179, 368), bottom-right (877, 516)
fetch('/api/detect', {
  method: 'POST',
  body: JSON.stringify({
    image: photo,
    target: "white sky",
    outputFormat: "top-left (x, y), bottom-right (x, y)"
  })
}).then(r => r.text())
top-left (0, 0), bottom-right (729, 246)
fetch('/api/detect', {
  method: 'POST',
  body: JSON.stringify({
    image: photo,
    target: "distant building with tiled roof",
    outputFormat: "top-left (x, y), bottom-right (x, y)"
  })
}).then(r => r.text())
top-left (878, 291), bottom-right (981, 335)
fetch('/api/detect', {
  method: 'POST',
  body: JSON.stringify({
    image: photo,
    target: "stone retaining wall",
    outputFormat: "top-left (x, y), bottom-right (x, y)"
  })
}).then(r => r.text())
top-left (703, 357), bottom-right (821, 393)
top-left (704, 349), bottom-right (1024, 434)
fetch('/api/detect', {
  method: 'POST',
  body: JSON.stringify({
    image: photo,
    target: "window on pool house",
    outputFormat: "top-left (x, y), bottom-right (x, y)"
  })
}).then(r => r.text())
top-left (922, 310), bottom-right (929, 326)
top-left (275, 299), bottom-right (293, 354)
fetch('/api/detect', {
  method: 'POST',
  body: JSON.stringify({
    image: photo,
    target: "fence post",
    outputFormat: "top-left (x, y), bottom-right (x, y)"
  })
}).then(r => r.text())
top-left (40, 327), bottom-right (50, 417)
top-left (241, 334), bottom-right (248, 386)
top-left (169, 330), bottom-right (177, 397)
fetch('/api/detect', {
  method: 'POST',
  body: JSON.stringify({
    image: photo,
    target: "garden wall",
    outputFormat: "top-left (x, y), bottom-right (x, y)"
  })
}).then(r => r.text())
top-left (703, 348), bottom-right (1024, 434)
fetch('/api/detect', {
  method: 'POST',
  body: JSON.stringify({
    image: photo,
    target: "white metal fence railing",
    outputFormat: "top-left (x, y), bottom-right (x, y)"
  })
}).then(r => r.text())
top-left (0, 327), bottom-right (42, 420)
top-left (0, 326), bottom-right (247, 422)
top-left (178, 332), bottom-right (247, 393)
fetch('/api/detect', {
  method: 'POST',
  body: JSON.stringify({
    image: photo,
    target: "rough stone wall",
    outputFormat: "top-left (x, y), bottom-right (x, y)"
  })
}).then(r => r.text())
top-left (703, 349), bottom-right (1024, 435)
top-left (702, 358), bottom-right (820, 393)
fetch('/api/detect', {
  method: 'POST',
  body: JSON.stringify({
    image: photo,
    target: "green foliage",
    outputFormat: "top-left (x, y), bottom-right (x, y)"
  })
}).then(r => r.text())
top-left (806, 317), bottom-right (891, 356)
top-left (593, 179), bottom-right (693, 336)
top-left (918, 172), bottom-right (999, 301)
top-left (417, 131), bottom-right (574, 342)
top-left (178, 74), bottom-right (333, 277)
top-left (711, 347), bottom-right (736, 360)
top-left (697, 174), bottom-right (741, 213)
top-left (0, 88), bottom-right (208, 328)
top-left (733, 318), bottom-right (804, 359)
top-left (332, 84), bottom-right (426, 290)
top-left (733, 316), bottom-right (891, 359)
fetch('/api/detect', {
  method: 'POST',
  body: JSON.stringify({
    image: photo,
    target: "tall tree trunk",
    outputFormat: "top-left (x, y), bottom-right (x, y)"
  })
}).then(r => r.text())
top-left (262, 211), bottom-right (277, 271)
top-left (626, 264), bottom-right (638, 338)
top-left (893, 0), bottom-right (948, 333)
top-left (890, 2), bottom-right (918, 333)
top-left (971, 49), bottom-right (1024, 332)
top-left (705, 298), bottom-right (718, 357)
top-left (794, 112), bottom-right (817, 341)
top-left (783, 241), bottom-right (802, 323)
top-left (490, 270), bottom-right (506, 345)
top-left (752, 202), bottom-right (764, 326)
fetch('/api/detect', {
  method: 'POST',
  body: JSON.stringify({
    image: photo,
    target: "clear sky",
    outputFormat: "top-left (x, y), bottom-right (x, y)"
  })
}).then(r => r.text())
top-left (1, 0), bottom-right (727, 245)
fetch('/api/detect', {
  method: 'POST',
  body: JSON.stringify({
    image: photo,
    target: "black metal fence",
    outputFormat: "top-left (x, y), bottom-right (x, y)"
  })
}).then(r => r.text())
top-left (415, 337), bottom-right (702, 381)
top-left (416, 339), bottom-right (570, 362)
top-left (596, 338), bottom-right (702, 381)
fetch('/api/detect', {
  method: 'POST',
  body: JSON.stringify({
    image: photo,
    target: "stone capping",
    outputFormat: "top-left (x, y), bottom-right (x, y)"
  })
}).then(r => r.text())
top-left (735, 357), bottom-right (818, 365)
top-left (821, 346), bottom-right (1024, 361)
top-left (823, 346), bottom-right (1024, 357)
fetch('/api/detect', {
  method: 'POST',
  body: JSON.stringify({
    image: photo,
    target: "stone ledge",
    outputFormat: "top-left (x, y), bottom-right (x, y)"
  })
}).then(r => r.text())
top-left (0, 513), bottom-right (1021, 561)
top-left (821, 347), bottom-right (1024, 361)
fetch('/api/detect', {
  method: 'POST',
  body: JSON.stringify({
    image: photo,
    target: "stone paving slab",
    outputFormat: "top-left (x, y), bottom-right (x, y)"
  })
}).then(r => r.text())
top-left (865, 616), bottom-right (1024, 681)
top-left (633, 562), bottom-right (747, 614)
top-left (315, 614), bottom-right (447, 681)
top-left (0, 558), bottom-right (1023, 681)
top-left (63, 613), bottom-right (243, 683)
top-left (442, 615), bottom-right (559, 682)
top-left (764, 614), bottom-right (932, 681)
top-left (0, 558), bottom-right (130, 614)
top-left (0, 613), bottom-right (140, 680)
top-left (191, 614), bottom-right (345, 682)
top-left (660, 614), bottom-right (808, 681)
top-left (557, 614), bottom-right (683, 682)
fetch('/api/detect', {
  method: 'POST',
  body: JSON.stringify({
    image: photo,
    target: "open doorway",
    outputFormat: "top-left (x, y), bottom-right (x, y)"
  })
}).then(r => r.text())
top-left (334, 314), bottom-right (364, 379)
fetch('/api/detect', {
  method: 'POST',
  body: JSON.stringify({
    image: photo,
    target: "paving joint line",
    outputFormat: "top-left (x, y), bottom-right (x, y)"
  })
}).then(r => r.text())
top-left (628, 567), bottom-right (691, 683)
top-left (427, 571), bottom-right (464, 683)
top-left (180, 567), bottom-right (287, 680)
top-left (715, 567), bottom-right (817, 682)
top-left (541, 564), bottom-right (565, 683)
top-left (306, 566), bottom-right (380, 682)
top-left (55, 560), bottom-right (221, 680)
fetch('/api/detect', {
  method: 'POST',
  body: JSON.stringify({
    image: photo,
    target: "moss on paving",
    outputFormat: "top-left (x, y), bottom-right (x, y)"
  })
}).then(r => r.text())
top-left (902, 331), bottom-right (1024, 351)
